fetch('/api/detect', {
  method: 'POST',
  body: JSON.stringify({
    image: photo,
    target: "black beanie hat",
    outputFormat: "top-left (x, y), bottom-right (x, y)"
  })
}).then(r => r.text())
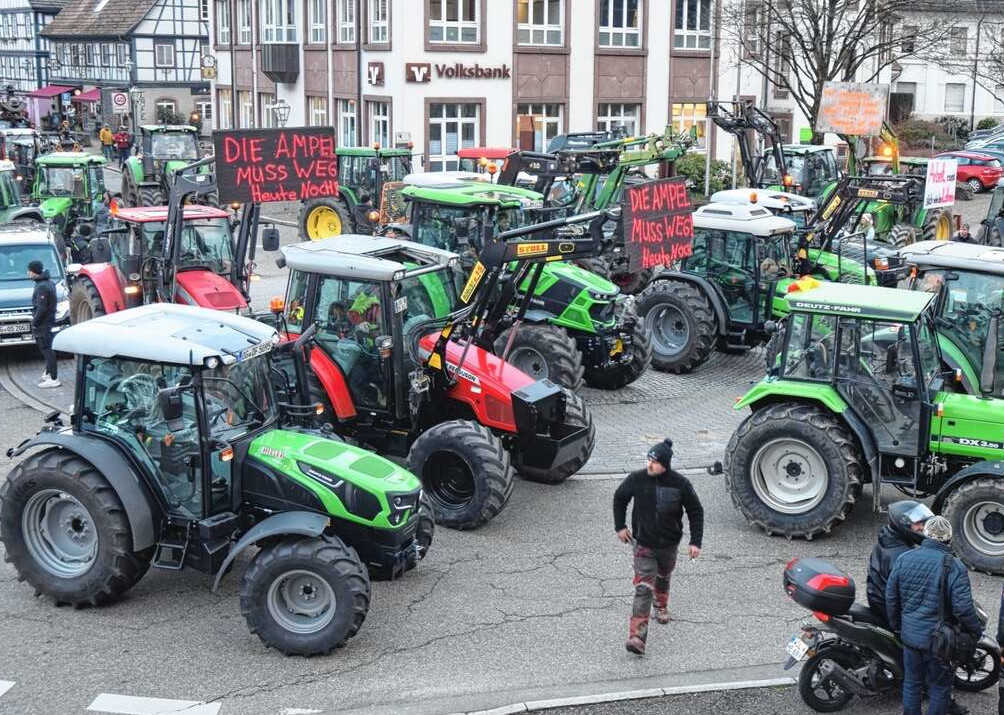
top-left (647, 438), bottom-right (674, 470)
top-left (27, 260), bottom-right (44, 275)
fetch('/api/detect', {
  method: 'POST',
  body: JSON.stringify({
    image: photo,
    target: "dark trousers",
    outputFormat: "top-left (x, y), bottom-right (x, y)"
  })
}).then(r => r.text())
top-left (903, 646), bottom-right (953, 715)
top-left (33, 326), bottom-right (57, 380)
top-left (629, 544), bottom-right (677, 643)
top-left (118, 146), bottom-right (130, 166)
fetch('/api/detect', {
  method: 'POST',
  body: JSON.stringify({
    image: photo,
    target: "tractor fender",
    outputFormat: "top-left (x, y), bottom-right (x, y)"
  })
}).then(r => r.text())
top-left (8, 431), bottom-right (158, 551)
top-left (838, 407), bottom-right (880, 485)
top-left (651, 271), bottom-right (727, 336)
top-left (309, 347), bottom-right (357, 420)
top-left (123, 156), bottom-right (145, 186)
top-left (211, 511), bottom-right (329, 592)
top-left (932, 461), bottom-right (1004, 513)
top-left (77, 264), bottom-right (127, 314)
top-left (7, 208), bottom-right (43, 223)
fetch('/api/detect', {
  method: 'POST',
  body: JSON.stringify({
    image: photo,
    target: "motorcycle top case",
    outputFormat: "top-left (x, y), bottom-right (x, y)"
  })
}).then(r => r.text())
top-left (784, 557), bottom-right (855, 615)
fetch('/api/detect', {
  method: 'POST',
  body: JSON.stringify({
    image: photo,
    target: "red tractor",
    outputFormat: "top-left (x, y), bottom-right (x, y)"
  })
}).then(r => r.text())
top-left (68, 159), bottom-right (278, 323)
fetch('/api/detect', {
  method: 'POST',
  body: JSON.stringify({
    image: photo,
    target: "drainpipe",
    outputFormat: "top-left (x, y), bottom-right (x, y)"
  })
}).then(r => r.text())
top-left (229, 0), bottom-right (237, 129)
top-left (326, 0), bottom-right (333, 128)
top-left (971, 16), bottom-right (983, 131)
top-left (356, 0), bottom-right (363, 144)
top-left (251, 0), bottom-right (258, 126)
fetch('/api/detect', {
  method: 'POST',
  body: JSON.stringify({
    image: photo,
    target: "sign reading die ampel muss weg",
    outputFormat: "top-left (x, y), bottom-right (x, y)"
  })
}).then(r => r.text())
top-left (622, 176), bottom-right (694, 273)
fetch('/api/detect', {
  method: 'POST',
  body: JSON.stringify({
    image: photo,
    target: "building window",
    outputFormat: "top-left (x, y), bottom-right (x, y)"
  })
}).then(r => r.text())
top-left (517, 0), bottom-right (563, 46)
top-left (309, 0), bottom-right (327, 43)
top-left (674, 0), bottom-right (711, 49)
top-left (338, 0), bottom-right (356, 42)
top-left (369, 0), bottom-right (388, 43)
top-left (216, 0), bottom-right (231, 44)
top-left (369, 101), bottom-right (390, 147)
top-left (84, 44), bottom-right (94, 66)
top-left (944, 83), bottom-right (966, 113)
top-left (238, 90), bottom-right (253, 128)
top-left (900, 25), bottom-right (917, 54)
top-left (895, 81), bottom-right (917, 96)
top-left (339, 99), bottom-right (357, 146)
top-left (671, 102), bottom-right (707, 148)
top-left (201, 0), bottom-right (209, 20)
top-left (950, 27), bottom-right (968, 54)
top-left (516, 103), bottom-right (563, 152)
top-left (155, 98), bottom-right (177, 122)
top-left (218, 88), bottom-right (233, 129)
top-left (260, 93), bottom-right (277, 128)
top-left (599, 0), bottom-right (640, 48)
top-left (101, 43), bottom-right (113, 66)
top-left (196, 100), bottom-right (212, 129)
top-left (429, 0), bottom-right (480, 45)
top-left (309, 96), bottom-right (328, 126)
top-left (154, 43), bottom-right (176, 68)
top-left (428, 102), bottom-right (479, 171)
top-left (261, 0), bottom-right (296, 43)
top-left (597, 103), bottom-right (639, 135)
top-left (237, 0), bottom-right (251, 44)
top-left (117, 43), bottom-right (128, 64)
top-left (994, 85), bottom-right (1004, 115)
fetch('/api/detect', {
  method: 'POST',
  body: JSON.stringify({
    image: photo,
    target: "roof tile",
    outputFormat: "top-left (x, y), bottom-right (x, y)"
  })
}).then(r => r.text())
top-left (42, 0), bottom-right (157, 38)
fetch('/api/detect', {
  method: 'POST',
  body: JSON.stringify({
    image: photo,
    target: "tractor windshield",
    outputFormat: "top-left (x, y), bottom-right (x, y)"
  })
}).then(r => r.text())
top-left (0, 169), bottom-right (20, 209)
top-left (0, 243), bottom-right (61, 282)
top-left (36, 165), bottom-right (85, 198)
top-left (203, 354), bottom-right (277, 440)
top-left (397, 269), bottom-right (459, 327)
top-left (140, 218), bottom-right (235, 273)
top-left (922, 269), bottom-right (1004, 377)
top-left (150, 132), bottom-right (199, 161)
top-left (987, 186), bottom-right (1004, 221)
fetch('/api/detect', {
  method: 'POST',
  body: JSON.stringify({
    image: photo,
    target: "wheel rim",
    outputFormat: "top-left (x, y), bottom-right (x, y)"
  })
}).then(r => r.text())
top-left (961, 500), bottom-right (1004, 557)
top-left (956, 645), bottom-right (996, 685)
top-left (750, 437), bottom-right (829, 514)
top-left (646, 304), bottom-right (690, 357)
top-left (808, 657), bottom-right (852, 704)
top-left (21, 489), bottom-right (98, 578)
top-left (507, 345), bottom-right (550, 380)
top-left (968, 179), bottom-right (982, 193)
top-left (423, 451), bottom-right (476, 513)
top-left (935, 212), bottom-right (952, 241)
top-left (307, 206), bottom-right (342, 240)
top-left (266, 568), bottom-right (337, 635)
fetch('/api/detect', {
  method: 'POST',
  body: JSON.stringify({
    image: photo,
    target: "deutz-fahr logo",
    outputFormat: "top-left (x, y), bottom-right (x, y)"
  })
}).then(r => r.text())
top-left (790, 301), bottom-right (862, 314)
top-left (260, 446), bottom-right (285, 460)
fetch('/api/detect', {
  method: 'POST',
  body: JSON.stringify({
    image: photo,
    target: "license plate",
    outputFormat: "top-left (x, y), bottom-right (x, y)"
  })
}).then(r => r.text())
top-left (785, 635), bottom-right (811, 661)
top-left (236, 340), bottom-right (273, 362)
top-left (0, 323), bottom-right (29, 334)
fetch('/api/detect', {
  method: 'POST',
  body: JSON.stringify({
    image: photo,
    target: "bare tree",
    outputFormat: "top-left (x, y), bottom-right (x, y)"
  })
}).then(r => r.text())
top-left (722, 0), bottom-right (957, 141)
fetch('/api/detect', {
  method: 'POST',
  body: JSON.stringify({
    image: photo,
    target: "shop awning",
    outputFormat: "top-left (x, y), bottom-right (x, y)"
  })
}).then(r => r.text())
top-left (71, 88), bottom-right (101, 103)
top-left (25, 85), bottom-right (74, 99)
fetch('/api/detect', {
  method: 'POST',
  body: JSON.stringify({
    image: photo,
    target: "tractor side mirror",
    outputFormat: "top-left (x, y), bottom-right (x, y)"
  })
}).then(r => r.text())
top-left (158, 387), bottom-right (186, 431)
top-left (979, 312), bottom-right (1000, 397)
top-left (376, 335), bottom-right (393, 359)
top-left (261, 226), bottom-right (280, 252)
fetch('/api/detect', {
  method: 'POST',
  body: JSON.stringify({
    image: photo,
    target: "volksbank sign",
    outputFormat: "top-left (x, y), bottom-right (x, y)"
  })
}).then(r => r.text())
top-left (406, 62), bottom-right (511, 83)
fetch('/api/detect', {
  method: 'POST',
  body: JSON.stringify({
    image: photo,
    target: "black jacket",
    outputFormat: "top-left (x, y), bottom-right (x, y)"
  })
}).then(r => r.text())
top-left (866, 525), bottom-right (914, 620)
top-left (31, 271), bottom-right (56, 328)
top-left (613, 469), bottom-right (704, 549)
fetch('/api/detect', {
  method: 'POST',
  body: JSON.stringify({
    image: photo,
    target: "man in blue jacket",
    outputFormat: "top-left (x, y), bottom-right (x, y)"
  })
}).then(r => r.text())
top-left (887, 516), bottom-right (983, 715)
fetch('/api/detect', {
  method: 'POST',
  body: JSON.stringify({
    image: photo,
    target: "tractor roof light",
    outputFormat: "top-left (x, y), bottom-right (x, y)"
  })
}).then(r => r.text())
top-left (205, 356), bottom-right (221, 369)
top-left (407, 141), bottom-right (414, 149)
top-left (269, 296), bottom-right (285, 314)
top-left (881, 145), bottom-right (893, 158)
top-left (783, 174), bottom-right (793, 187)
top-left (393, 269), bottom-right (406, 281)
top-left (487, 163), bottom-right (498, 176)
top-left (368, 210), bottom-right (380, 222)
top-left (750, 191), bottom-right (758, 203)
top-left (230, 201), bottom-right (241, 210)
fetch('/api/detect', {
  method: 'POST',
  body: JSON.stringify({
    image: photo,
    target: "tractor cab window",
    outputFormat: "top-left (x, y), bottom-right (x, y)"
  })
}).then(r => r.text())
top-left (987, 185), bottom-right (1004, 220)
top-left (758, 232), bottom-right (793, 281)
top-left (917, 318), bottom-right (941, 388)
top-left (783, 313), bottom-right (837, 380)
top-left (413, 203), bottom-right (475, 253)
top-left (37, 165), bottom-right (85, 198)
top-left (284, 269), bottom-right (310, 334)
top-left (683, 228), bottom-right (757, 324)
top-left (385, 155), bottom-right (412, 182)
top-left (80, 357), bottom-right (203, 518)
top-left (0, 169), bottom-right (20, 209)
top-left (176, 219), bottom-right (234, 273)
top-left (150, 132), bottom-right (199, 161)
top-left (396, 269), bottom-right (458, 331)
top-left (88, 165), bottom-right (105, 197)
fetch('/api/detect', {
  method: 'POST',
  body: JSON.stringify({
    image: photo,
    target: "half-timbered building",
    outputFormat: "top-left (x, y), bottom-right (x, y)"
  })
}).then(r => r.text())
top-left (0, 0), bottom-right (68, 93)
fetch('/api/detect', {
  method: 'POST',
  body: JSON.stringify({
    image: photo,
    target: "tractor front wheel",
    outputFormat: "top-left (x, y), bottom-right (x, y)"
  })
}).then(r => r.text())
top-left (408, 420), bottom-right (514, 530)
top-left (0, 449), bottom-right (152, 606)
top-left (240, 535), bottom-right (370, 656)
top-left (494, 323), bottom-right (584, 391)
top-left (888, 223), bottom-right (916, 248)
top-left (922, 207), bottom-right (954, 242)
top-left (637, 279), bottom-right (716, 373)
top-left (724, 403), bottom-right (863, 539)
top-left (68, 278), bottom-right (107, 324)
top-left (573, 257), bottom-right (613, 281)
top-left (942, 477), bottom-right (1004, 574)
top-left (300, 197), bottom-right (353, 241)
top-left (584, 306), bottom-right (652, 389)
top-left (514, 388), bottom-right (595, 484)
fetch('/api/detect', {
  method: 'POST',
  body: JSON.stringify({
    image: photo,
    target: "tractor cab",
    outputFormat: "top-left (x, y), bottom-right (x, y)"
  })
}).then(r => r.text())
top-left (141, 125), bottom-right (200, 164)
top-left (860, 156), bottom-right (929, 178)
top-left (0, 128), bottom-right (40, 185)
top-left (710, 188), bottom-right (817, 228)
top-left (979, 178), bottom-right (1004, 246)
top-left (30, 152), bottom-right (106, 234)
top-left (0, 160), bottom-right (26, 222)
top-left (762, 145), bottom-right (839, 199)
top-left (457, 147), bottom-right (516, 174)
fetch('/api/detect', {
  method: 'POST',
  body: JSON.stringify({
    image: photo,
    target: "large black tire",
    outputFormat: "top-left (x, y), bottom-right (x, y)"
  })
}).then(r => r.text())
top-left (138, 186), bottom-right (164, 207)
top-left (494, 323), bottom-right (584, 392)
top-left (888, 223), bottom-right (915, 248)
top-left (68, 278), bottom-right (107, 325)
top-left (613, 268), bottom-right (653, 295)
top-left (724, 403), bottom-right (863, 539)
top-left (300, 197), bottom-right (354, 241)
top-left (0, 449), bottom-right (151, 607)
top-left (514, 388), bottom-right (595, 484)
top-left (921, 206), bottom-right (954, 242)
top-left (954, 640), bottom-right (1000, 691)
top-left (797, 646), bottom-right (859, 712)
top-left (636, 279), bottom-right (716, 374)
top-left (941, 477), bottom-right (1004, 574)
top-left (979, 226), bottom-right (1002, 247)
top-left (407, 420), bottom-right (514, 530)
top-left (583, 306), bottom-right (652, 389)
top-left (240, 535), bottom-right (370, 656)
top-left (573, 257), bottom-right (613, 281)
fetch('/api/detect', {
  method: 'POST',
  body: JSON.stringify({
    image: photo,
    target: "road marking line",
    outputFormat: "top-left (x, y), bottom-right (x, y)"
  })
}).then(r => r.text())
top-left (0, 681), bottom-right (14, 698)
top-left (280, 709), bottom-right (324, 714)
top-left (87, 693), bottom-right (221, 715)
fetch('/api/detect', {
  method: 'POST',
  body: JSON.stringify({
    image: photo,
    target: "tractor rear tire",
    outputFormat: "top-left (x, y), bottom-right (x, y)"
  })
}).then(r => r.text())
top-left (515, 388), bottom-right (595, 484)
top-left (922, 206), bottom-right (954, 242)
top-left (978, 226), bottom-right (1002, 247)
top-left (574, 257), bottom-right (613, 281)
top-left (240, 535), bottom-right (370, 656)
top-left (0, 449), bottom-right (152, 607)
top-left (300, 197), bottom-right (353, 241)
top-left (494, 323), bottom-right (584, 391)
top-left (584, 307), bottom-right (652, 390)
top-left (614, 268), bottom-right (654, 295)
top-left (637, 279), bottom-right (716, 374)
top-left (69, 278), bottom-right (107, 325)
top-left (138, 187), bottom-right (164, 207)
top-left (942, 477), bottom-right (1004, 574)
top-left (408, 420), bottom-right (514, 530)
top-left (888, 223), bottom-right (916, 248)
top-left (724, 403), bottom-right (863, 539)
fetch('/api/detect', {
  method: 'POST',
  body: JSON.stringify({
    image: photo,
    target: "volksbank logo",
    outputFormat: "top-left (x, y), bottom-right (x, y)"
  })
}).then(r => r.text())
top-left (406, 62), bottom-right (511, 83)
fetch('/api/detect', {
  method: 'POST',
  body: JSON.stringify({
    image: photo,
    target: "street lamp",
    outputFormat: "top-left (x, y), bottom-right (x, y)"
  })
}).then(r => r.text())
top-left (123, 58), bottom-right (138, 128)
top-left (270, 99), bottom-right (290, 128)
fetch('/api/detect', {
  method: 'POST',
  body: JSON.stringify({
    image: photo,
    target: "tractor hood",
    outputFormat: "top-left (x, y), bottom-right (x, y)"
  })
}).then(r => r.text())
top-left (543, 262), bottom-right (619, 297)
top-left (38, 197), bottom-right (72, 219)
top-left (173, 269), bottom-right (247, 311)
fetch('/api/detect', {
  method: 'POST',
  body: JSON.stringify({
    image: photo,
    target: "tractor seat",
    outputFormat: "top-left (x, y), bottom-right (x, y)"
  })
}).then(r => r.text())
top-left (847, 603), bottom-right (885, 626)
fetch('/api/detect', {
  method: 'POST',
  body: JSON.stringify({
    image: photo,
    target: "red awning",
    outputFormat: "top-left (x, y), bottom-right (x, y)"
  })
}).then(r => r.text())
top-left (25, 85), bottom-right (74, 99)
top-left (71, 88), bottom-right (101, 103)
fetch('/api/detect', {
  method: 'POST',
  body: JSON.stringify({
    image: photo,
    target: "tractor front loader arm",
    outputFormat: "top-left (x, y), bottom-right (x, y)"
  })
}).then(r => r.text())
top-left (708, 100), bottom-right (785, 188)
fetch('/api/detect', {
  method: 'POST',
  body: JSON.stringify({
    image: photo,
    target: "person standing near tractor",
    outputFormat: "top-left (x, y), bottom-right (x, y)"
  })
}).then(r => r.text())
top-left (114, 126), bottom-right (131, 169)
top-left (28, 260), bottom-right (59, 388)
top-left (99, 124), bottom-right (114, 162)
top-left (613, 439), bottom-right (704, 656)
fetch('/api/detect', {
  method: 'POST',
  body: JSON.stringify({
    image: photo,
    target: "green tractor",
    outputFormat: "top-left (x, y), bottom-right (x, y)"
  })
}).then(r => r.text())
top-left (29, 152), bottom-right (106, 237)
top-left (0, 303), bottom-right (433, 655)
top-left (724, 281), bottom-right (1004, 573)
top-left (299, 146), bottom-right (413, 240)
top-left (121, 125), bottom-right (203, 207)
top-left (390, 177), bottom-right (651, 391)
top-left (0, 159), bottom-right (43, 224)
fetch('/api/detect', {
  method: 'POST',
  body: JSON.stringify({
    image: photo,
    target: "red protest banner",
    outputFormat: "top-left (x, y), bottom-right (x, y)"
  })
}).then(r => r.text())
top-left (622, 176), bottom-right (694, 273)
top-left (212, 126), bottom-right (338, 204)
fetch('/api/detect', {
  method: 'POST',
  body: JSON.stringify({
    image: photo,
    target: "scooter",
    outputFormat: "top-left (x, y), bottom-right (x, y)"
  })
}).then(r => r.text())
top-left (783, 558), bottom-right (1000, 712)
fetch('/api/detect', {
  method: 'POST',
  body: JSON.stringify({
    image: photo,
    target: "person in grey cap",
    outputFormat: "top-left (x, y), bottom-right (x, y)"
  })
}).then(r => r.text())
top-left (887, 516), bottom-right (982, 715)
top-left (613, 438), bottom-right (704, 655)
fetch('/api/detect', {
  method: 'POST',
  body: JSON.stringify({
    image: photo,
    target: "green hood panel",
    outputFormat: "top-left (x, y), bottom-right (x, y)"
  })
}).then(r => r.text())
top-left (124, 156), bottom-right (145, 184)
top-left (542, 261), bottom-right (618, 295)
top-left (735, 379), bottom-right (849, 413)
top-left (39, 197), bottom-right (73, 219)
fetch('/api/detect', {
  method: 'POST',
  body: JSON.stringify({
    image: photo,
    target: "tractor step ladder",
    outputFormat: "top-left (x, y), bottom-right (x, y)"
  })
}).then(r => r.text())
top-left (723, 330), bottom-right (751, 351)
top-left (152, 538), bottom-right (189, 570)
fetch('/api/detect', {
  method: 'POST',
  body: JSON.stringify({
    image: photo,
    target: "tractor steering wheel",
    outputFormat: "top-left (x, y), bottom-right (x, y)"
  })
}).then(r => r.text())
top-left (115, 373), bottom-right (159, 421)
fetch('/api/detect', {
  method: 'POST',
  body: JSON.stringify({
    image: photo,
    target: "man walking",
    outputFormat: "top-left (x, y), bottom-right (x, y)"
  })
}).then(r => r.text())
top-left (114, 126), bottom-right (131, 169)
top-left (613, 438), bottom-right (704, 656)
top-left (99, 124), bottom-right (114, 161)
top-left (887, 516), bottom-right (983, 715)
top-left (28, 260), bottom-right (59, 388)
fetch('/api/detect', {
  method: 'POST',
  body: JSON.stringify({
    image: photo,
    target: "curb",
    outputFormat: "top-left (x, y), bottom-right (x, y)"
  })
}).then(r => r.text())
top-left (450, 677), bottom-right (797, 715)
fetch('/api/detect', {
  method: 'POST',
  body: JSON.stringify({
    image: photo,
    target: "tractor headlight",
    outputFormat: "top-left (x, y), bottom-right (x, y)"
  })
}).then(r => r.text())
top-left (387, 490), bottom-right (419, 525)
top-left (54, 299), bottom-right (69, 320)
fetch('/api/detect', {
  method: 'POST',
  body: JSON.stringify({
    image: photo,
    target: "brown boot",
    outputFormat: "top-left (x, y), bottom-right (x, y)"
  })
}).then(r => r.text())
top-left (625, 636), bottom-right (646, 655)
